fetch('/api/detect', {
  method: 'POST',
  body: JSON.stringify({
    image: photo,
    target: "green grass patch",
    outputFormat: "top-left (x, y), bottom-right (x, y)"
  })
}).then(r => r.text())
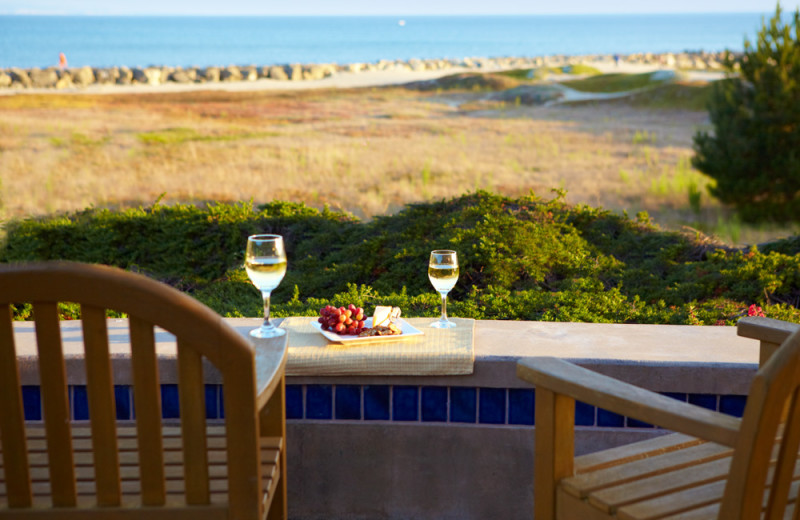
top-left (409, 73), bottom-right (520, 92)
top-left (136, 127), bottom-right (277, 145)
top-left (562, 72), bottom-right (669, 93)
top-left (565, 64), bottom-right (602, 75)
top-left (626, 82), bottom-right (712, 111)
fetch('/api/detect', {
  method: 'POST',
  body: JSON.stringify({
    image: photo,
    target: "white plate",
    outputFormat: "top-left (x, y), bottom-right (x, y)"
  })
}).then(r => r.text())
top-left (310, 317), bottom-right (423, 344)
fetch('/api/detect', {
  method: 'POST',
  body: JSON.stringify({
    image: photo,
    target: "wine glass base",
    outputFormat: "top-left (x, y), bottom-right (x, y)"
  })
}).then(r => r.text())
top-left (250, 326), bottom-right (286, 338)
top-left (430, 320), bottom-right (457, 329)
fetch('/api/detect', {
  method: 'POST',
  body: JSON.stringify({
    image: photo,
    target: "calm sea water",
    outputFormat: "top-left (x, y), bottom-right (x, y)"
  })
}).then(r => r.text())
top-left (0, 13), bottom-right (771, 69)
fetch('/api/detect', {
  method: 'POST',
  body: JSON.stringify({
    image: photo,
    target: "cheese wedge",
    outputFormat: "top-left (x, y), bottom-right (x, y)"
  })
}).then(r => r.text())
top-left (372, 306), bottom-right (401, 327)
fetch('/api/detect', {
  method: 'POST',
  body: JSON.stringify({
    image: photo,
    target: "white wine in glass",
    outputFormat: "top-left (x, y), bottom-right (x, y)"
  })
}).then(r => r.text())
top-left (245, 234), bottom-right (287, 338)
top-left (428, 250), bottom-right (459, 329)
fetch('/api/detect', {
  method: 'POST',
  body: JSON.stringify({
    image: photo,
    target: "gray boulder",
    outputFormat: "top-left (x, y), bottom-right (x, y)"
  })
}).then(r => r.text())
top-left (143, 67), bottom-right (162, 85)
top-left (241, 66), bottom-right (258, 81)
top-left (55, 73), bottom-right (74, 89)
top-left (303, 64), bottom-right (334, 80)
top-left (131, 68), bottom-right (147, 83)
top-left (220, 66), bottom-right (242, 82)
top-left (73, 65), bottom-right (95, 86)
top-left (9, 68), bottom-right (32, 87)
top-left (131, 67), bottom-right (161, 85)
top-left (93, 68), bottom-right (117, 84)
top-left (268, 65), bottom-right (289, 80)
top-left (169, 69), bottom-right (192, 83)
top-left (288, 64), bottom-right (304, 80)
top-left (200, 67), bottom-right (220, 82)
top-left (29, 68), bottom-right (59, 88)
top-left (116, 67), bottom-right (133, 84)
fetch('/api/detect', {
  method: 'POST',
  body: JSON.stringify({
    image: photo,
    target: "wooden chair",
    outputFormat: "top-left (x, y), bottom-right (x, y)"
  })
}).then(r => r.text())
top-left (0, 261), bottom-right (288, 519)
top-left (517, 316), bottom-right (800, 520)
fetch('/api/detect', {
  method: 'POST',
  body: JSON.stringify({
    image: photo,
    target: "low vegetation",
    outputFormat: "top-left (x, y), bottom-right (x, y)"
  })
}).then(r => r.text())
top-left (562, 71), bottom-right (671, 93)
top-left (3, 192), bottom-right (798, 325)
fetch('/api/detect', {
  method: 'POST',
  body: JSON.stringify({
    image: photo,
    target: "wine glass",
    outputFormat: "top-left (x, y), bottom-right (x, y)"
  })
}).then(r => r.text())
top-left (428, 250), bottom-right (459, 328)
top-left (245, 234), bottom-right (287, 338)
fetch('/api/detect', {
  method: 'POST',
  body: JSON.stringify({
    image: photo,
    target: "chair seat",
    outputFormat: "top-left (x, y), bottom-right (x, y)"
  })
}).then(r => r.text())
top-left (559, 432), bottom-right (799, 520)
top-left (0, 424), bottom-right (282, 512)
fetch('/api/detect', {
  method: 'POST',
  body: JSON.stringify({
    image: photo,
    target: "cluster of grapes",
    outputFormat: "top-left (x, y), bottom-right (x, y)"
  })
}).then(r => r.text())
top-left (318, 304), bottom-right (366, 335)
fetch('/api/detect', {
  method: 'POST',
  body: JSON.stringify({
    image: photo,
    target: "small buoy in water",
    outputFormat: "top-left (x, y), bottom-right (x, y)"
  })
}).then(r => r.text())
top-left (398, 19), bottom-right (406, 26)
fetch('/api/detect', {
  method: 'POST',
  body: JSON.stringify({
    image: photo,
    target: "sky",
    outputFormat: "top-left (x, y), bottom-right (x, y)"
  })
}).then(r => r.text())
top-left (2, 0), bottom-right (799, 16)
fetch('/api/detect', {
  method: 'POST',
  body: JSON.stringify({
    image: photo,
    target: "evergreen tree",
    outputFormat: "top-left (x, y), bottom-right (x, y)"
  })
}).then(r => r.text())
top-left (692, 4), bottom-right (800, 222)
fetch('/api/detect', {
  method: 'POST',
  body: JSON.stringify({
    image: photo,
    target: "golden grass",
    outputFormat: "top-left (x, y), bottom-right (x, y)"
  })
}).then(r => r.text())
top-left (0, 84), bottom-right (792, 244)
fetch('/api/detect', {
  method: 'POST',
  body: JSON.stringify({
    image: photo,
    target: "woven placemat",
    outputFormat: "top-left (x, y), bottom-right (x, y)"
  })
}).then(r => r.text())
top-left (281, 317), bottom-right (475, 376)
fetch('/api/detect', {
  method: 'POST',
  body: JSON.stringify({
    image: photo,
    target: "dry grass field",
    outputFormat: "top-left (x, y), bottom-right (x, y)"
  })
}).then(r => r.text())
top-left (0, 76), bottom-right (794, 245)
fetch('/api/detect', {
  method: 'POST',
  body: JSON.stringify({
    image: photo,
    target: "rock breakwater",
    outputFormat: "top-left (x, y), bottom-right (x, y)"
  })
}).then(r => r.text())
top-left (0, 51), bottom-right (732, 91)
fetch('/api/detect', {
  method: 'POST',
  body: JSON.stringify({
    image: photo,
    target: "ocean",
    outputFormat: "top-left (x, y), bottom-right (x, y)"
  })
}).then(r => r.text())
top-left (0, 13), bottom-right (773, 70)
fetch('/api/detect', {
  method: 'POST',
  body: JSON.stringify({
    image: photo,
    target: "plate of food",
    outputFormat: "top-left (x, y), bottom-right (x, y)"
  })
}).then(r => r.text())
top-left (311, 305), bottom-right (423, 344)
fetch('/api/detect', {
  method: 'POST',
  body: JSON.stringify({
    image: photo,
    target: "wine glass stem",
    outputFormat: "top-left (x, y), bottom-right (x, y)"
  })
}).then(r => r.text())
top-left (261, 290), bottom-right (273, 329)
top-left (440, 292), bottom-right (448, 321)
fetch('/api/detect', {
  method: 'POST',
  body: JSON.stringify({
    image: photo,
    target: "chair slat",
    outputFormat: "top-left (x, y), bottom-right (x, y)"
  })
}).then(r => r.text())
top-left (0, 304), bottom-right (32, 507)
top-left (223, 368), bottom-right (263, 520)
top-left (82, 305), bottom-right (122, 506)
top-left (32, 302), bottom-right (76, 507)
top-left (588, 455), bottom-right (732, 513)
top-left (177, 339), bottom-right (210, 505)
top-left (129, 316), bottom-right (166, 506)
top-left (766, 388), bottom-right (800, 519)
top-left (575, 433), bottom-right (706, 474)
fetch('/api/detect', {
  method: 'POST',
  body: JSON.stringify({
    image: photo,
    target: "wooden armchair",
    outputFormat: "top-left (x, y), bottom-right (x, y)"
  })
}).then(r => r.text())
top-left (517, 316), bottom-right (800, 520)
top-left (0, 262), bottom-right (288, 519)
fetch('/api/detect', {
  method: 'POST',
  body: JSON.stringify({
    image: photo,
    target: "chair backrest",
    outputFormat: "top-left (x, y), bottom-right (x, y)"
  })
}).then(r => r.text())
top-left (0, 261), bottom-right (262, 517)
top-left (721, 326), bottom-right (800, 519)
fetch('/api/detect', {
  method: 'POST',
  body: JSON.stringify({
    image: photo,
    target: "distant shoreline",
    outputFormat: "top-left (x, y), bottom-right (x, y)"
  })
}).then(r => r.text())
top-left (0, 51), bottom-right (732, 95)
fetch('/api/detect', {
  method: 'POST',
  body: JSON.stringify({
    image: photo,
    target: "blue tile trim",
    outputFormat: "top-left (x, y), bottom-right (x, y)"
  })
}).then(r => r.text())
top-left (219, 387), bottom-right (225, 418)
top-left (421, 386), bottom-right (448, 422)
top-left (626, 417), bottom-right (654, 428)
top-left (160, 384), bottom-right (180, 419)
top-left (306, 385), bottom-right (333, 420)
top-left (364, 385), bottom-right (390, 421)
top-left (286, 385), bottom-right (303, 419)
top-left (508, 389), bottom-right (535, 426)
top-left (479, 388), bottom-right (506, 424)
top-left (720, 395), bottom-right (747, 417)
top-left (73, 385), bottom-right (89, 420)
top-left (662, 392), bottom-right (687, 402)
top-left (22, 386), bottom-right (42, 421)
top-left (688, 393), bottom-right (718, 411)
top-left (575, 401), bottom-right (595, 426)
top-left (450, 387), bottom-right (477, 423)
top-left (204, 385), bottom-right (219, 419)
top-left (16, 383), bottom-right (744, 430)
top-left (115, 385), bottom-right (131, 420)
top-left (597, 408), bottom-right (625, 427)
top-left (392, 386), bottom-right (419, 421)
top-left (335, 385), bottom-right (362, 420)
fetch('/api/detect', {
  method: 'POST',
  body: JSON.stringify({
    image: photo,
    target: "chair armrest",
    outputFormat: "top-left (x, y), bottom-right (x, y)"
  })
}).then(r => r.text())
top-left (254, 334), bottom-right (289, 411)
top-left (517, 357), bottom-right (741, 447)
top-left (737, 316), bottom-right (800, 345)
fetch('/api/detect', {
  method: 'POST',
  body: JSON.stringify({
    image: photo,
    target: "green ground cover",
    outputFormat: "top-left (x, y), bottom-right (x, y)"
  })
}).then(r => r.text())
top-left (2, 191), bottom-right (798, 324)
top-left (562, 72), bottom-right (670, 93)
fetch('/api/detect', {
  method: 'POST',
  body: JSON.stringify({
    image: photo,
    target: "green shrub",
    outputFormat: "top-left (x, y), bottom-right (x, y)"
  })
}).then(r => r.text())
top-left (693, 5), bottom-right (800, 223)
top-left (2, 191), bottom-right (798, 325)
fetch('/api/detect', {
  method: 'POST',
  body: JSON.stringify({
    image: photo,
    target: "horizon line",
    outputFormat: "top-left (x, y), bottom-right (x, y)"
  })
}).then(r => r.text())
top-left (1, 10), bottom-right (776, 17)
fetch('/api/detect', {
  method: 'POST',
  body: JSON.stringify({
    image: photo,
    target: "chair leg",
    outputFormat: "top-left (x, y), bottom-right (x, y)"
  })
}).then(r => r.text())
top-left (534, 388), bottom-right (575, 520)
top-left (261, 376), bottom-right (288, 520)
